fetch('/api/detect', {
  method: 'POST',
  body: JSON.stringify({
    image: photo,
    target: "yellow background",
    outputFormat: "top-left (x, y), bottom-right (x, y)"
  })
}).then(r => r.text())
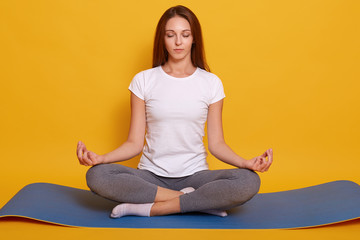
top-left (1, 0), bottom-right (359, 239)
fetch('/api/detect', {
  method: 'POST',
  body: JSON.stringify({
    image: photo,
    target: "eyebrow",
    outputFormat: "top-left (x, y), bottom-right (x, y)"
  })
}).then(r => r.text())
top-left (165, 29), bottom-right (191, 32)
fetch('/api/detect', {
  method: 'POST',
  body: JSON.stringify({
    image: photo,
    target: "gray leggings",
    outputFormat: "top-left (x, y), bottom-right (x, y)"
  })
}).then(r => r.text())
top-left (86, 164), bottom-right (260, 213)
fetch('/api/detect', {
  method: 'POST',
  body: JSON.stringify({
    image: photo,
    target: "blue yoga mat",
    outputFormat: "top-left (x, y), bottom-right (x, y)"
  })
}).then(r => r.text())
top-left (1, 180), bottom-right (360, 229)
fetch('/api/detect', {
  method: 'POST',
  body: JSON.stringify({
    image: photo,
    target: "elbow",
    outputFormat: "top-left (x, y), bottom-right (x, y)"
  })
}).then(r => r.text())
top-left (133, 142), bottom-right (144, 156)
top-left (208, 140), bottom-right (226, 156)
top-left (126, 139), bottom-right (144, 156)
top-left (208, 144), bottom-right (216, 156)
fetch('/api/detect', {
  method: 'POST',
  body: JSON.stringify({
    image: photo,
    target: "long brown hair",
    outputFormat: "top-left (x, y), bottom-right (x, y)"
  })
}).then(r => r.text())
top-left (152, 5), bottom-right (210, 72)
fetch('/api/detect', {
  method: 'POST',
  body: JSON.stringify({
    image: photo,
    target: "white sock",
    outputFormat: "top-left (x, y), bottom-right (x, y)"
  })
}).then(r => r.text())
top-left (180, 187), bottom-right (195, 194)
top-left (180, 187), bottom-right (228, 217)
top-left (110, 203), bottom-right (154, 218)
top-left (201, 209), bottom-right (228, 217)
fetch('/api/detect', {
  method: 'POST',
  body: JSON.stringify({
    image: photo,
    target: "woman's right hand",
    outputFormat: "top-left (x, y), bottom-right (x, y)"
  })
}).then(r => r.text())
top-left (77, 141), bottom-right (105, 166)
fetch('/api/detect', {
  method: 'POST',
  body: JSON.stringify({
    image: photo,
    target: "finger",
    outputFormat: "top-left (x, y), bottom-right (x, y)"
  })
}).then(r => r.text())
top-left (259, 157), bottom-right (268, 172)
top-left (81, 141), bottom-right (88, 152)
top-left (89, 152), bottom-right (97, 164)
top-left (265, 148), bottom-right (272, 161)
top-left (251, 157), bottom-right (260, 171)
top-left (86, 151), bottom-right (95, 166)
top-left (82, 151), bottom-right (93, 166)
top-left (264, 148), bottom-right (273, 157)
top-left (258, 149), bottom-right (271, 171)
top-left (88, 151), bottom-right (94, 160)
top-left (264, 149), bottom-right (273, 171)
top-left (78, 142), bottom-right (91, 164)
top-left (77, 142), bottom-right (89, 165)
top-left (257, 156), bottom-right (270, 172)
top-left (264, 158), bottom-right (272, 171)
top-left (255, 157), bottom-right (265, 172)
top-left (77, 141), bottom-right (84, 161)
top-left (264, 162), bottom-right (272, 171)
top-left (79, 150), bottom-right (87, 165)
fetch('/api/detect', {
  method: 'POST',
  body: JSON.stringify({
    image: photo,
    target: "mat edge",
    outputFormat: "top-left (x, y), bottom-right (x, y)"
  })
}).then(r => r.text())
top-left (1, 214), bottom-right (359, 230)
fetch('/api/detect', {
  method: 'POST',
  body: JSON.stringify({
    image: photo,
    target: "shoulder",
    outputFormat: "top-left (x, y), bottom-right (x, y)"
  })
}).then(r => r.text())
top-left (129, 67), bottom-right (162, 97)
top-left (133, 66), bottom-right (161, 80)
top-left (196, 69), bottom-right (225, 103)
top-left (196, 68), bottom-right (223, 85)
top-left (197, 68), bottom-right (221, 80)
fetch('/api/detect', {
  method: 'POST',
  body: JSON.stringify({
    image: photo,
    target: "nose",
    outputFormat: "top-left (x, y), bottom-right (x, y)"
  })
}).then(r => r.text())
top-left (175, 35), bottom-right (182, 46)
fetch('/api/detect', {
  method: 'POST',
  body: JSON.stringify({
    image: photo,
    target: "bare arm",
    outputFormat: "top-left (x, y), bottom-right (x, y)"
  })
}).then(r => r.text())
top-left (207, 99), bottom-right (272, 172)
top-left (77, 93), bottom-right (146, 166)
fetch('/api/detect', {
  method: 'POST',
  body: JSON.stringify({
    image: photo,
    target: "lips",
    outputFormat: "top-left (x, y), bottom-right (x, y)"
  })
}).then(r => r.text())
top-left (174, 49), bottom-right (184, 53)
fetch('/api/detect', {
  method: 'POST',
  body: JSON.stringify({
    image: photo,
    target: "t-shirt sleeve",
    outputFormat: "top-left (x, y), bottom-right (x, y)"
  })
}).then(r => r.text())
top-left (210, 75), bottom-right (226, 104)
top-left (128, 72), bottom-right (145, 100)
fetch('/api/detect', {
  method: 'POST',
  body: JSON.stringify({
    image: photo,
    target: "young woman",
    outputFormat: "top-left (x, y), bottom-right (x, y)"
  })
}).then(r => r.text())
top-left (77, 5), bottom-right (273, 218)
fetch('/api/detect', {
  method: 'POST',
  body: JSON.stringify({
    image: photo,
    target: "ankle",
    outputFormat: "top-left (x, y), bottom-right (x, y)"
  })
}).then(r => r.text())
top-left (150, 198), bottom-right (181, 216)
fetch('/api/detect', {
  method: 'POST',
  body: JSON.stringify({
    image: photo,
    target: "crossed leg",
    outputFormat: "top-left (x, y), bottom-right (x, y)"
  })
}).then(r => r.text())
top-left (86, 164), bottom-right (260, 217)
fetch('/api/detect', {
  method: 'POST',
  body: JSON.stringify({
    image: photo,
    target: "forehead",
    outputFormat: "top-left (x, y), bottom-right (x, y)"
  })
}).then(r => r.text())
top-left (165, 16), bottom-right (191, 31)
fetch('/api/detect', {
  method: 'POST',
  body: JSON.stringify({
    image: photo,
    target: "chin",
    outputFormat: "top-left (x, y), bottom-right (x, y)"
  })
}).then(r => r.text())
top-left (170, 53), bottom-right (190, 61)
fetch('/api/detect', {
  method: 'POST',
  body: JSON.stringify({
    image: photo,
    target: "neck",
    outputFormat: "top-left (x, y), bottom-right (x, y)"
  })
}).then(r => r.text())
top-left (162, 58), bottom-right (196, 78)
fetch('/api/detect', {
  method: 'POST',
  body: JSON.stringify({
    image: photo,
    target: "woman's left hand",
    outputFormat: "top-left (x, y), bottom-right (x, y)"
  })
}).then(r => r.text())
top-left (244, 148), bottom-right (273, 173)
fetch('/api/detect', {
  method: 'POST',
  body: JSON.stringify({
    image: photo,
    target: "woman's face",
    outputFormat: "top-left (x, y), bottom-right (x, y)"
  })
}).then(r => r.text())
top-left (164, 16), bottom-right (193, 62)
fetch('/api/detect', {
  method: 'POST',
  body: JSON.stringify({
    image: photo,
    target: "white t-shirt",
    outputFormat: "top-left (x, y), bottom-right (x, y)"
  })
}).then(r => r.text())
top-left (128, 66), bottom-right (225, 177)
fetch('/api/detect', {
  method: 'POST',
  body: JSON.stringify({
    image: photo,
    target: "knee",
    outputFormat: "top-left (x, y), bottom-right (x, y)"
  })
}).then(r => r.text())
top-left (230, 169), bottom-right (261, 205)
top-left (86, 164), bottom-right (110, 192)
top-left (245, 170), bottom-right (261, 197)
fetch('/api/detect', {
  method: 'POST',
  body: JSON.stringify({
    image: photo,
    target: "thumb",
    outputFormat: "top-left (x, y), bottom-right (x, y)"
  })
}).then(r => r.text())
top-left (90, 152), bottom-right (102, 165)
top-left (88, 151), bottom-right (96, 161)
